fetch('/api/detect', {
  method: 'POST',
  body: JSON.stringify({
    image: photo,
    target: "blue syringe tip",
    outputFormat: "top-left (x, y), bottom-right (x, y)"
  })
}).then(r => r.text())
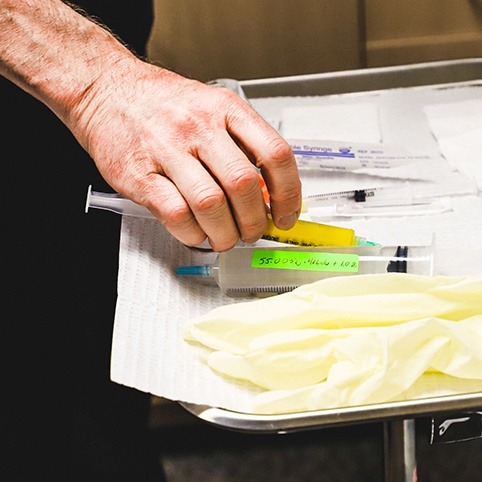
top-left (175, 265), bottom-right (211, 277)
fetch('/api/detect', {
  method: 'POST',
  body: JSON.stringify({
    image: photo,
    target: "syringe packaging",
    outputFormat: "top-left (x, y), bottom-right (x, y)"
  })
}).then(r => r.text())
top-left (176, 243), bottom-right (434, 296)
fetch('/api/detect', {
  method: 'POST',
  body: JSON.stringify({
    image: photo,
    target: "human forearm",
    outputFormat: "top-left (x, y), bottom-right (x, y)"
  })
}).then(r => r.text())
top-left (0, 0), bottom-right (140, 125)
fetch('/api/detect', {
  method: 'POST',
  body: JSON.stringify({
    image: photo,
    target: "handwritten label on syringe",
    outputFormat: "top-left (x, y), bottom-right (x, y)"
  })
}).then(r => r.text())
top-left (251, 250), bottom-right (359, 272)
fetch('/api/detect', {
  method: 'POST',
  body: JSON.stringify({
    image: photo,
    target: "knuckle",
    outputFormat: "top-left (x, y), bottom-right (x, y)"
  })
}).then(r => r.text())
top-left (163, 202), bottom-right (194, 230)
top-left (164, 207), bottom-right (207, 246)
top-left (286, 177), bottom-right (303, 197)
top-left (162, 203), bottom-right (207, 247)
top-left (171, 107), bottom-right (209, 137)
top-left (177, 115), bottom-right (200, 134)
top-left (184, 232), bottom-right (208, 247)
top-left (225, 165), bottom-right (259, 194)
top-left (215, 88), bottom-right (240, 109)
top-left (210, 236), bottom-right (239, 253)
top-left (271, 178), bottom-right (302, 205)
top-left (264, 137), bottom-right (294, 165)
top-left (239, 221), bottom-right (266, 244)
top-left (192, 185), bottom-right (226, 213)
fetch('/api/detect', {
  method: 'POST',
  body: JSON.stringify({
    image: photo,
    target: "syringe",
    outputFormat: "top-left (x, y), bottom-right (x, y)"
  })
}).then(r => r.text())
top-left (302, 183), bottom-right (419, 211)
top-left (301, 178), bottom-right (479, 213)
top-left (176, 244), bottom-right (434, 296)
top-left (85, 185), bottom-right (376, 247)
top-left (85, 185), bottom-right (155, 219)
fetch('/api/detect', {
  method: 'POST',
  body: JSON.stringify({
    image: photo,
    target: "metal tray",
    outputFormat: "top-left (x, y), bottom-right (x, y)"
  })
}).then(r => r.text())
top-left (181, 58), bottom-right (482, 435)
top-left (241, 57), bottom-right (482, 98)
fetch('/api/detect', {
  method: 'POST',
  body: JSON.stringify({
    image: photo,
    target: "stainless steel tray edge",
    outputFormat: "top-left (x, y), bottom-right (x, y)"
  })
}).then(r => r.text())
top-left (181, 392), bottom-right (482, 433)
top-left (240, 58), bottom-right (482, 98)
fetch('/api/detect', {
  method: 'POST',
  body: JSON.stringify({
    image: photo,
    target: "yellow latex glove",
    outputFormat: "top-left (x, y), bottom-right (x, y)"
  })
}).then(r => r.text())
top-left (184, 274), bottom-right (482, 414)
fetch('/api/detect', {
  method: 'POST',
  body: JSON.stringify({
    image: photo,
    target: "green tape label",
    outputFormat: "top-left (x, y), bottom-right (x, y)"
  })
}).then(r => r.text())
top-left (251, 250), bottom-right (359, 272)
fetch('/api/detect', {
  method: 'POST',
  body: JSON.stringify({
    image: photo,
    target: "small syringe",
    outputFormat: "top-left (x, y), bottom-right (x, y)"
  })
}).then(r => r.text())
top-left (176, 244), bottom-right (434, 296)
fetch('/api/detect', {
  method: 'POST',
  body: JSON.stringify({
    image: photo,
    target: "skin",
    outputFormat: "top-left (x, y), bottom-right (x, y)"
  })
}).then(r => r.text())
top-left (0, 0), bottom-right (302, 251)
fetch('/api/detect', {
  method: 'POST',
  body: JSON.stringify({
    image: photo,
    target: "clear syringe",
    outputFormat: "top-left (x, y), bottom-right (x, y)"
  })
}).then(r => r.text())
top-left (176, 244), bottom-right (434, 296)
top-left (85, 185), bottom-right (155, 219)
top-left (302, 183), bottom-right (418, 212)
top-left (85, 185), bottom-right (376, 247)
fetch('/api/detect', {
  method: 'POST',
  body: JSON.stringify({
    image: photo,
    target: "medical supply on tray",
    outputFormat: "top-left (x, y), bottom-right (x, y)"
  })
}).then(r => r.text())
top-left (311, 199), bottom-right (453, 218)
top-left (302, 183), bottom-right (435, 211)
top-left (183, 273), bottom-right (482, 414)
top-left (262, 215), bottom-right (376, 246)
top-left (85, 185), bottom-right (155, 219)
top-left (289, 139), bottom-right (432, 171)
top-left (176, 244), bottom-right (434, 296)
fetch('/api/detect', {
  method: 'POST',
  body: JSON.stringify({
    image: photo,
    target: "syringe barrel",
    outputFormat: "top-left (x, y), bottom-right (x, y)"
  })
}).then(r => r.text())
top-left (215, 244), bottom-right (434, 296)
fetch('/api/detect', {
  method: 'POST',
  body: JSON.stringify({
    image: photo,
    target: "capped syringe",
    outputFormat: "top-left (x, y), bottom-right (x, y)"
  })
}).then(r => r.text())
top-left (176, 244), bottom-right (434, 296)
top-left (302, 183), bottom-right (419, 212)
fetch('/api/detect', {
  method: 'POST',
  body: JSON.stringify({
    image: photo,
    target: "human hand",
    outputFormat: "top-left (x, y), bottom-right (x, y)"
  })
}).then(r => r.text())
top-left (69, 61), bottom-right (301, 251)
top-left (0, 0), bottom-right (301, 252)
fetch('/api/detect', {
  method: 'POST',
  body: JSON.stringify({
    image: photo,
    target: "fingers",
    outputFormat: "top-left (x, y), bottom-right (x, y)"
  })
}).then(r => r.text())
top-left (196, 130), bottom-right (269, 244)
top-left (157, 154), bottom-right (242, 252)
top-left (140, 97), bottom-right (300, 250)
top-left (224, 97), bottom-right (302, 229)
top-left (139, 142), bottom-right (270, 251)
top-left (140, 174), bottom-right (209, 248)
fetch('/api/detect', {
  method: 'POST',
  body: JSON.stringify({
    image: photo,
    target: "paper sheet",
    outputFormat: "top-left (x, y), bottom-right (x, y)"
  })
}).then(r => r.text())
top-left (424, 99), bottom-right (482, 188)
top-left (111, 82), bottom-right (482, 415)
top-left (281, 103), bottom-right (381, 143)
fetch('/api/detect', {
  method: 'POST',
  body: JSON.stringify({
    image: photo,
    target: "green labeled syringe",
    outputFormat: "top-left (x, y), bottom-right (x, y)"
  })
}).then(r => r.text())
top-left (176, 244), bottom-right (434, 296)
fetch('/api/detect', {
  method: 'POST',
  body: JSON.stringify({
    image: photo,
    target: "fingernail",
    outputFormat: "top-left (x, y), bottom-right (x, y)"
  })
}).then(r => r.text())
top-left (276, 212), bottom-right (298, 230)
